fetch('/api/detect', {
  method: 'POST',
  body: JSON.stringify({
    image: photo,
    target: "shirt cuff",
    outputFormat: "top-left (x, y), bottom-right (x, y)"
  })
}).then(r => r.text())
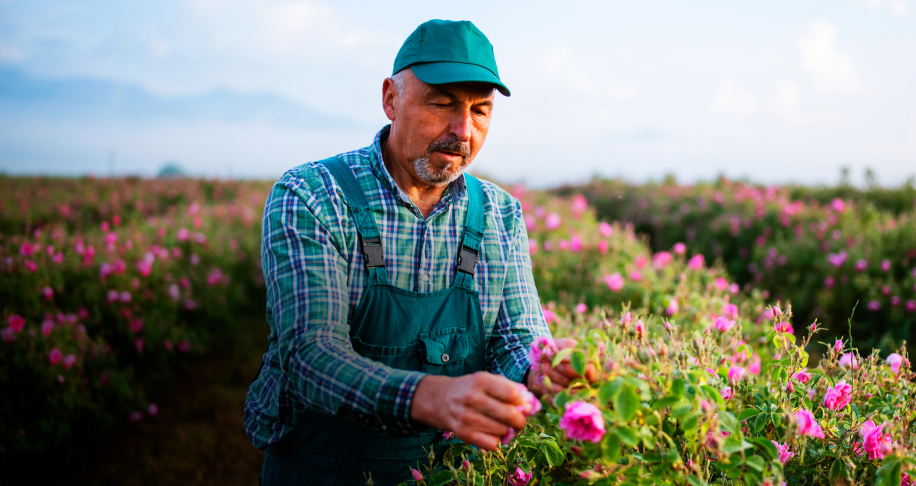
top-left (376, 369), bottom-right (427, 437)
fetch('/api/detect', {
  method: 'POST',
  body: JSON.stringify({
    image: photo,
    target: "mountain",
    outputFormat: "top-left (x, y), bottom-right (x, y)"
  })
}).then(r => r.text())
top-left (0, 68), bottom-right (358, 130)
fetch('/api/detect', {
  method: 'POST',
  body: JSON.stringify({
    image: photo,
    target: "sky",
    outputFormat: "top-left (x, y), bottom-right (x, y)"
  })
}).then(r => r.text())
top-left (1, 0), bottom-right (915, 186)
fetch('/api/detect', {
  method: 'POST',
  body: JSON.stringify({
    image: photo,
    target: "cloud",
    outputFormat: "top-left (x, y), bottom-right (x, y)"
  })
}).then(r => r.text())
top-left (542, 47), bottom-right (597, 93)
top-left (0, 43), bottom-right (24, 62)
top-left (797, 19), bottom-right (873, 96)
top-left (856, 0), bottom-right (910, 16)
top-left (710, 79), bottom-right (759, 120)
top-left (607, 84), bottom-right (639, 100)
top-left (767, 78), bottom-right (856, 129)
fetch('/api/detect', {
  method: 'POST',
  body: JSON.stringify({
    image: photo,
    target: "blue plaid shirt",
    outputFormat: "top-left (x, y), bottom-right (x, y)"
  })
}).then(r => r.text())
top-left (244, 126), bottom-right (549, 450)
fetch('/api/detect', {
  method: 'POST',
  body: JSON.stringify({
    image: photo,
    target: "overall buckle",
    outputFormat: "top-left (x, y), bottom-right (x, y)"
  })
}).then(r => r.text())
top-left (361, 237), bottom-right (385, 268)
top-left (456, 246), bottom-right (479, 275)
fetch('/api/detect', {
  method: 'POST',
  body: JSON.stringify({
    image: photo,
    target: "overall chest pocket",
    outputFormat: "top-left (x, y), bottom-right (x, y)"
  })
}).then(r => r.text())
top-left (418, 328), bottom-right (468, 377)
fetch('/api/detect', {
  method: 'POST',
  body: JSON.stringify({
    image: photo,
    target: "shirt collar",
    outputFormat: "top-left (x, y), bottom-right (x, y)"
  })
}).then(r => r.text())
top-left (369, 125), bottom-right (467, 207)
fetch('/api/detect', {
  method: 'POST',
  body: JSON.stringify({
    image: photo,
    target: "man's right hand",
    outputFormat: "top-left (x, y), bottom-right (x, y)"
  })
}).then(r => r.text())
top-left (409, 372), bottom-right (529, 451)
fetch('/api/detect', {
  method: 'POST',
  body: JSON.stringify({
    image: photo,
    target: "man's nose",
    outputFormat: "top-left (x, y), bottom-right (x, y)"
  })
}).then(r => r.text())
top-left (448, 109), bottom-right (473, 143)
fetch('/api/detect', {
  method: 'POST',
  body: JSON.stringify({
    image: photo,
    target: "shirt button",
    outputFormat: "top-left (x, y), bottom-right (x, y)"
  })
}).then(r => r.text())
top-left (441, 353), bottom-right (450, 363)
top-left (420, 272), bottom-right (429, 282)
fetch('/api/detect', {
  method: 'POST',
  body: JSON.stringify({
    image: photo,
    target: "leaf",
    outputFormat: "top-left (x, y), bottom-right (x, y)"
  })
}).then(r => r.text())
top-left (746, 455), bottom-right (766, 472)
top-left (737, 408), bottom-right (761, 421)
top-left (541, 440), bottom-right (566, 468)
top-left (771, 413), bottom-right (783, 429)
top-left (428, 470), bottom-right (455, 486)
top-left (671, 401), bottom-right (693, 418)
top-left (748, 437), bottom-right (778, 461)
top-left (614, 426), bottom-right (640, 447)
top-left (753, 413), bottom-right (767, 433)
top-left (614, 385), bottom-right (640, 422)
top-left (651, 396), bottom-right (681, 411)
top-left (700, 385), bottom-right (725, 406)
top-left (718, 411), bottom-right (739, 434)
top-left (603, 431), bottom-right (622, 463)
top-left (828, 458), bottom-right (846, 483)
top-left (570, 350), bottom-right (587, 377)
top-left (598, 381), bottom-right (618, 405)
top-left (680, 412), bottom-right (699, 434)
top-left (877, 456), bottom-right (902, 486)
top-left (552, 390), bottom-right (570, 410)
top-left (685, 476), bottom-right (707, 486)
top-left (551, 348), bottom-right (574, 368)
top-left (671, 378), bottom-right (686, 397)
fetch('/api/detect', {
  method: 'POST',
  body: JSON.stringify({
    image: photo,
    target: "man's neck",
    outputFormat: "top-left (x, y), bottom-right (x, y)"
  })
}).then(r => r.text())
top-left (381, 138), bottom-right (448, 219)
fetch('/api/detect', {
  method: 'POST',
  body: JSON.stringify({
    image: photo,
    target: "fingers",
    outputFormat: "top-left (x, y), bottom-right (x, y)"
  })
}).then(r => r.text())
top-left (554, 337), bottom-right (578, 350)
top-left (476, 372), bottom-right (524, 406)
top-left (461, 430), bottom-right (501, 451)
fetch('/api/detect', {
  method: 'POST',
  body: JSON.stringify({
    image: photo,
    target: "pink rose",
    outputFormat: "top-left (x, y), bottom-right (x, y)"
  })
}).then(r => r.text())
top-left (792, 370), bottom-right (810, 383)
top-left (834, 339), bottom-right (844, 353)
top-left (771, 440), bottom-right (794, 465)
top-left (49, 348), bottom-right (63, 365)
top-left (887, 353), bottom-right (907, 374)
top-left (517, 385), bottom-right (542, 416)
top-left (501, 426), bottom-right (516, 445)
top-left (714, 316), bottom-right (735, 332)
top-left (8, 315), bottom-right (25, 333)
top-left (666, 300), bottom-right (679, 316)
top-left (559, 401), bottom-right (606, 443)
top-left (528, 337), bottom-right (558, 366)
top-left (748, 357), bottom-right (761, 375)
top-left (722, 303), bottom-right (738, 319)
top-left (635, 320), bottom-right (646, 338)
top-left (411, 469), bottom-right (424, 482)
top-left (714, 278), bottom-right (729, 291)
top-left (860, 421), bottom-right (893, 460)
top-left (728, 366), bottom-right (746, 383)
top-left (604, 273), bottom-right (625, 291)
top-left (598, 222), bottom-right (613, 238)
top-left (508, 466), bottom-right (532, 486)
top-left (41, 319), bottom-right (54, 336)
top-left (822, 380), bottom-right (852, 411)
top-left (839, 353), bottom-right (858, 369)
top-left (544, 213), bottom-right (561, 230)
top-left (62, 354), bottom-right (77, 370)
top-left (673, 242), bottom-right (686, 254)
top-left (774, 321), bottom-right (794, 334)
top-left (574, 303), bottom-right (587, 314)
top-left (721, 387), bottom-right (733, 400)
top-left (688, 254), bottom-right (705, 270)
top-left (794, 410), bottom-right (825, 438)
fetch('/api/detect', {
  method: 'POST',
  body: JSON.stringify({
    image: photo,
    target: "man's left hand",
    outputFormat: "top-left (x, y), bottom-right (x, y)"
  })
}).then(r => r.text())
top-left (525, 338), bottom-right (597, 397)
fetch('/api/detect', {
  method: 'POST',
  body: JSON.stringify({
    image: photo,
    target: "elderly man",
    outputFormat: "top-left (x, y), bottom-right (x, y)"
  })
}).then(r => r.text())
top-left (245, 19), bottom-right (587, 485)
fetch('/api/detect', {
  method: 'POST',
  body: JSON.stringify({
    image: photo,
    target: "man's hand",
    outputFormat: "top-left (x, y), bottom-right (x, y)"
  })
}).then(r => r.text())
top-left (409, 372), bottom-right (529, 451)
top-left (526, 338), bottom-right (598, 397)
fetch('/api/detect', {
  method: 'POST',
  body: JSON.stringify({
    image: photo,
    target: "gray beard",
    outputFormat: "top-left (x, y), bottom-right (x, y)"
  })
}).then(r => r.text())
top-left (413, 155), bottom-right (468, 186)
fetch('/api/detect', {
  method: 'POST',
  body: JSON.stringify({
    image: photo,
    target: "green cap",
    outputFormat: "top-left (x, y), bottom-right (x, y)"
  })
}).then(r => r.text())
top-left (393, 19), bottom-right (510, 97)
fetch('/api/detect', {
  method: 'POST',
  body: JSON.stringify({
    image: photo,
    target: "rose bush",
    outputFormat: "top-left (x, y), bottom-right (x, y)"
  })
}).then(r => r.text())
top-left (0, 176), bottom-right (270, 452)
top-left (555, 178), bottom-right (916, 354)
top-left (403, 190), bottom-right (916, 486)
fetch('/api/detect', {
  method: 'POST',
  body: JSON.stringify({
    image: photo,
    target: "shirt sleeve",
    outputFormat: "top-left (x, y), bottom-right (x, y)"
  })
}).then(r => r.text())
top-left (486, 199), bottom-right (552, 384)
top-left (262, 175), bottom-right (426, 436)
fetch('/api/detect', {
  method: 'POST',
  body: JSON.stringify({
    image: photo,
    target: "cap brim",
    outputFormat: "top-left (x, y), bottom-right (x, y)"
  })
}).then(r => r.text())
top-left (410, 62), bottom-right (510, 97)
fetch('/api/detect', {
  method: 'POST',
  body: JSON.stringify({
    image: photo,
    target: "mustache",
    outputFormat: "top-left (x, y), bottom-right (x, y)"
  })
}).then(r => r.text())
top-left (427, 139), bottom-right (471, 158)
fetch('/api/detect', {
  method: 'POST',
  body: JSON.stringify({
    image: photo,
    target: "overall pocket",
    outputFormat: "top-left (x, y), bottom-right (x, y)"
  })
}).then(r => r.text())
top-left (418, 328), bottom-right (468, 377)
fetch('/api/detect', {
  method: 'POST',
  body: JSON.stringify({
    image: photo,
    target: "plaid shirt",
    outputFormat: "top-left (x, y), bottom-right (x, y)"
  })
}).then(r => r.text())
top-left (244, 126), bottom-right (550, 450)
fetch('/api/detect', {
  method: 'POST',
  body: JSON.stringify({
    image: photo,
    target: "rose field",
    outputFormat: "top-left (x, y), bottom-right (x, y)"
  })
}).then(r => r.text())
top-left (2, 175), bottom-right (916, 485)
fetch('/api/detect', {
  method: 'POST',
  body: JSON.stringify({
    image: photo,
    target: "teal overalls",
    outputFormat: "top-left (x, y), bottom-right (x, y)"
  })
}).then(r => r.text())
top-left (260, 158), bottom-right (488, 485)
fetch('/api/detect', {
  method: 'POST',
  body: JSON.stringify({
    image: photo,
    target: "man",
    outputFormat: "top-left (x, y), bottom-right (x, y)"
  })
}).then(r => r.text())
top-left (245, 19), bottom-right (586, 485)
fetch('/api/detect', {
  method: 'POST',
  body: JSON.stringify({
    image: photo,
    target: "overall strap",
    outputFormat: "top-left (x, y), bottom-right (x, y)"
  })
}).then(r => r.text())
top-left (317, 157), bottom-right (389, 285)
top-left (454, 174), bottom-right (485, 290)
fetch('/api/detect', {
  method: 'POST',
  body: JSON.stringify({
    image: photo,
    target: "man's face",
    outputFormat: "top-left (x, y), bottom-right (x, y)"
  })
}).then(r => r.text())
top-left (383, 68), bottom-right (494, 186)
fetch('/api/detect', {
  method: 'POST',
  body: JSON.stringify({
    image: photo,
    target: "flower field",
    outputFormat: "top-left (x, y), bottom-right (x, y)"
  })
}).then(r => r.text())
top-left (557, 178), bottom-right (916, 353)
top-left (406, 186), bottom-right (916, 486)
top-left (3, 175), bottom-right (916, 485)
top-left (0, 176), bottom-right (271, 455)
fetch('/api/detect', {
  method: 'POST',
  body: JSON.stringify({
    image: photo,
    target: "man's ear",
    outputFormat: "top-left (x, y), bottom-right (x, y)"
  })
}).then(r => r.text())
top-left (382, 78), bottom-right (398, 122)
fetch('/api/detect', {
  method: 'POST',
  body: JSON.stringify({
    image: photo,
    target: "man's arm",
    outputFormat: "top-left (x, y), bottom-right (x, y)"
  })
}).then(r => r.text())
top-left (263, 177), bottom-right (425, 434)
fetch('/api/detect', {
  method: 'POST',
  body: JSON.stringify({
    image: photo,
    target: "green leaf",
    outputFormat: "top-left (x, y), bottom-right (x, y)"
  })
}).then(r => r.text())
top-left (598, 381), bottom-right (618, 405)
top-left (553, 390), bottom-right (571, 410)
top-left (829, 458), bottom-right (846, 483)
top-left (700, 385), bottom-right (725, 406)
top-left (651, 396), bottom-right (680, 411)
top-left (551, 348), bottom-right (574, 368)
top-left (603, 431), bottom-right (621, 463)
top-left (718, 411), bottom-right (739, 434)
top-left (753, 413), bottom-right (767, 433)
top-left (428, 469), bottom-right (455, 486)
top-left (671, 378), bottom-right (686, 397)
top-left (685, 476), bottom-right (707, 486)
top-left (614, 385), bottom-right (640, 422)
top-left (771, 413), bottom-right (783, 429)
top-left (748, 437), bottom-right (778, 461)
top-left (541, 440), bottom-right (566, 468)
top-left (877, 456), bottom-right (902, 486)
top-left (746, 455), bottom-right (766, 472)
top-left (614, 426), bottom-right (640, 448)
top-left (671, 401), bottom-right (693, 418)
top-left (737, 408), bottom-right (761, 421)
top-left (570, 350), bottom-right (587, 377)
top-left (680, 412), bottom-right (699, 434)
